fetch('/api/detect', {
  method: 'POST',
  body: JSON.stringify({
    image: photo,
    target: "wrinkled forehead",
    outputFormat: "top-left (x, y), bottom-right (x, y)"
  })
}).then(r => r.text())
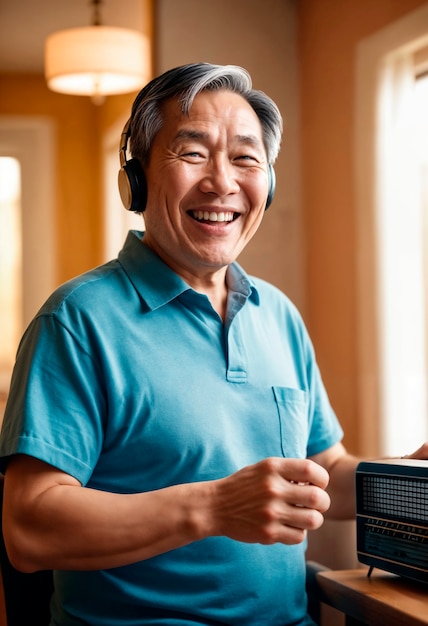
top-left (161, 90), bottom-right (265, 143)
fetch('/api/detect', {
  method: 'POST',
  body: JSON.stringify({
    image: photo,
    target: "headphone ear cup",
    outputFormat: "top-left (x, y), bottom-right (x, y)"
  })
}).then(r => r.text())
top-left (265, 164), bottom-right (276, 210)
top-left (118, 158), bottom-right (148, 212)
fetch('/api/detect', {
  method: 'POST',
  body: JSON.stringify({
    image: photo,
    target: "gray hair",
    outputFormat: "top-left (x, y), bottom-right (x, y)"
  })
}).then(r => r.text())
top-left (129, 63), bottom-right (283, 166)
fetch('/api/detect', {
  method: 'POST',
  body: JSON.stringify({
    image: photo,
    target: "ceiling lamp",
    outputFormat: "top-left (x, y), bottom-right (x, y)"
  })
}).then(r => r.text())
top-left (44, 0), bottom-right (150, 104)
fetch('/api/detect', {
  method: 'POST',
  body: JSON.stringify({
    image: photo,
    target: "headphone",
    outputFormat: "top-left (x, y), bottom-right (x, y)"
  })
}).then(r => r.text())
top-left (118, 118), bottom-right (276, 212)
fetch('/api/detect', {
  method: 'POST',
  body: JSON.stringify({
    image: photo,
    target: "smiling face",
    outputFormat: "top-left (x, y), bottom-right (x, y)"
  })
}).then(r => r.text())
top-left (142, 89), bottom-right (270, 289)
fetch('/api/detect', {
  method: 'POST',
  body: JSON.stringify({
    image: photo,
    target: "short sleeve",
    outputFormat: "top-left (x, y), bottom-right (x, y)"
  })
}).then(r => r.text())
top-left (0, 313), bottom-right (106, 484)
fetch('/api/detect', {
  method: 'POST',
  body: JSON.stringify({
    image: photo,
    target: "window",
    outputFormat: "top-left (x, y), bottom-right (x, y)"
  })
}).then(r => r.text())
top-left (0, 157), bottom-right (22, 391)
top-left (376, 55), bottom-right (428, 455)
top-left (356, 5), bottom-right (428, 456)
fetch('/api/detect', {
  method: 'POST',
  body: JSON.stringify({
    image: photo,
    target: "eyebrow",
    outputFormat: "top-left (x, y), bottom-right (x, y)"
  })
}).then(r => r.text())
top-left (174, 129), bottom-right (208, 141)
top-left (174, 129), bottom-right (263, 148)
top-left (235, 134), bottom-right (263, 148)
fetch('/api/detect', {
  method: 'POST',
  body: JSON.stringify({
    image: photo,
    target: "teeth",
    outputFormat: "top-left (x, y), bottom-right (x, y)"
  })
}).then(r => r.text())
top-left (192, 210), bottom-right (234, 222)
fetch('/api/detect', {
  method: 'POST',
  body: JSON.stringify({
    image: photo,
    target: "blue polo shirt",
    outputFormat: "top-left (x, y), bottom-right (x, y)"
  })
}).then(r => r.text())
top-left (0, 230), bottom-right (342, 626)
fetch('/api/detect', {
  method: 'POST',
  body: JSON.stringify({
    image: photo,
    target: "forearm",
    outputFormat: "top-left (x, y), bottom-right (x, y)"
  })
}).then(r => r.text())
top-left (323, 453), bottom-right (359, 519)
top-left (4, 456), bottom-right (213, 572)
top-left (4, 454), bottom-right (331, 573)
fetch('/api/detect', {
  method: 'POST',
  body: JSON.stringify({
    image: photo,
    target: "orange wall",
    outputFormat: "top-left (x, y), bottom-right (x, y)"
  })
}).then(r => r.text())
top-left (0, 74), bottom-right (102, 283)
top-left (0, 0), bottom-right (153, 287)
top-left (155, 0), bottom-right (305, 310)
top-left (297, 0), bottom-right (427, 453)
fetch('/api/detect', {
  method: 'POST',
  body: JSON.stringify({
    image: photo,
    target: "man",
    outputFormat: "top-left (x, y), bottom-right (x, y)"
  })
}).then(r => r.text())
top-left (0, 63), bottom-right (426, 626)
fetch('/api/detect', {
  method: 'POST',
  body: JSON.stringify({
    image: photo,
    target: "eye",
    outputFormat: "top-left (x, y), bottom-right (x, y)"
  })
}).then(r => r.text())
top-left (234, 154), bottom-right (259, 165)
top-left (179, 148), bottom-right (206, 162)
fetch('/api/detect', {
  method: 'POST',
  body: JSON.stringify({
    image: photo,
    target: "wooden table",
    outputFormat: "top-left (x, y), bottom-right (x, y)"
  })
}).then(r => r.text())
top-left (316, 568), bottom-right (428, 626)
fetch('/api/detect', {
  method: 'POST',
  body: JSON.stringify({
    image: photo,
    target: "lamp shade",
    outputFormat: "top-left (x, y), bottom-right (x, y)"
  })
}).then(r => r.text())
top-left (45, 26), bottom-right (150, 99)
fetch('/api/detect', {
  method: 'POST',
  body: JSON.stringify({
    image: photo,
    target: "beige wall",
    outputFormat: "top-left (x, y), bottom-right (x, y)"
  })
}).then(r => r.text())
top-left (1, 0), bottom-right (427, 455)
top-left (155, 0), bottom-right (306, 311)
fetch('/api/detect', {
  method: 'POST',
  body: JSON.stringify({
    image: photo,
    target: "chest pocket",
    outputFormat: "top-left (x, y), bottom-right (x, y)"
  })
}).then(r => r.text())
top-left (273, 386), bottom-right (309, 459)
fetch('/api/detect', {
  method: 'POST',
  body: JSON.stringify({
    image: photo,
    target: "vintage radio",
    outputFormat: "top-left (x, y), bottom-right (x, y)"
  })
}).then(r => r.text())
top-left (355, 458), bottom-right (428, 583)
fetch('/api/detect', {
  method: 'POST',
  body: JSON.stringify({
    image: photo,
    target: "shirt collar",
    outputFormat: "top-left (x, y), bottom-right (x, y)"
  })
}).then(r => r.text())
top-left (226, 262), bottom-right (260, 306)
top-left (118, 230), bottom-right (260, 311)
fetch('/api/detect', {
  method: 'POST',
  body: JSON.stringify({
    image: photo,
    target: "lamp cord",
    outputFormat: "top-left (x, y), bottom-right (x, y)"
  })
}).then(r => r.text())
top-left (91, 0), bottom-right (102, 27)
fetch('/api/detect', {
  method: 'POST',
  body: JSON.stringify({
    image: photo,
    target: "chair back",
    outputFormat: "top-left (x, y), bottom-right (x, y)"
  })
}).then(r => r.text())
top-left (0, 474), bottom-right (54, 625)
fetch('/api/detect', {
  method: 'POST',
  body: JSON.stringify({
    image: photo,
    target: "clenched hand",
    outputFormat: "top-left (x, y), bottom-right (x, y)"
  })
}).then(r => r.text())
top-left (208, 457), bottom-right (331, 545)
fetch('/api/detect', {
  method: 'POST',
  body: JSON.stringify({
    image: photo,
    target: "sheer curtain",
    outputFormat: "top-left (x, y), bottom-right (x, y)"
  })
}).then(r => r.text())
top-left (375, 51), bottom-right (427, 454)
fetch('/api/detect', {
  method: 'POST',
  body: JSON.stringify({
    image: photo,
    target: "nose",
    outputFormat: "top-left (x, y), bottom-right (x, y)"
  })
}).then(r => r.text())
top-left (198, 157), bottom-right (240, 199)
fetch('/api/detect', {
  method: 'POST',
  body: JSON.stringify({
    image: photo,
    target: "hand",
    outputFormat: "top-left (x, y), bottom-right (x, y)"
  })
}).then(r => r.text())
top-left (403, 442), bottom-right (428, 460)
top-left (210, 457), bottom-right (330, 546)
